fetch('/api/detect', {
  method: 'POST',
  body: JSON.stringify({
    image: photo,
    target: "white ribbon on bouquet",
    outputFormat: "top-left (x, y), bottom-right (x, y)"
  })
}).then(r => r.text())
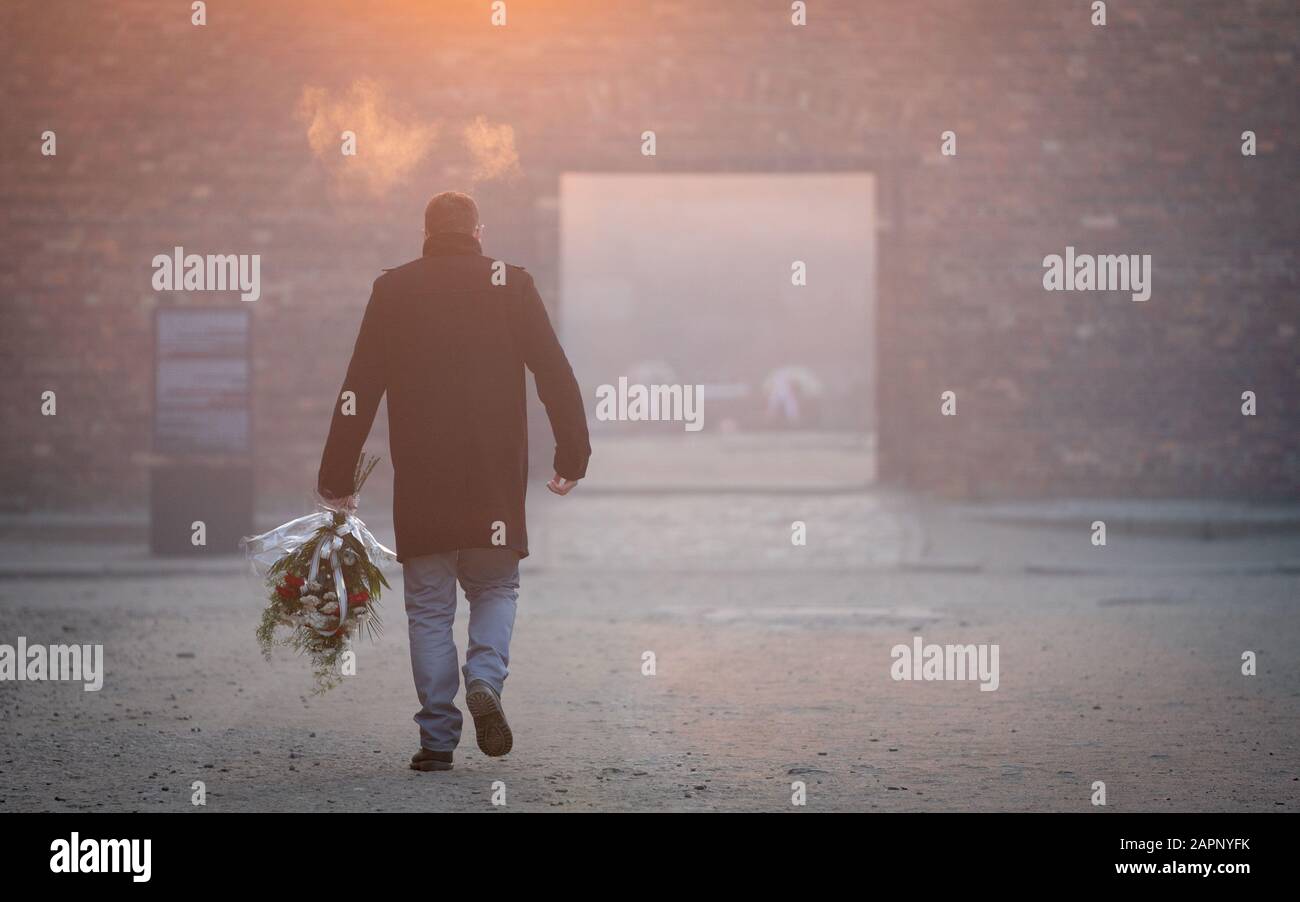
top-left (241, 510), bottom-right (395, 637)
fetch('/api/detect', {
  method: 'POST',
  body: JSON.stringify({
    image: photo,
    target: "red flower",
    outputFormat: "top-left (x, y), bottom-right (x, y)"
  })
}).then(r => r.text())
top-left (348, 591), bottom-right (370, 605)
top-left (276, 585), bottom-right (297, 600)
top-left (284, 574), bottom-right (305, 588)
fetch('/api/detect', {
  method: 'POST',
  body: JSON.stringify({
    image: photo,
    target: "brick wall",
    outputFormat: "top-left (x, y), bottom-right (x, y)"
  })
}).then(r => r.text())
top-left (1, 0), bottom-right (1296, 509)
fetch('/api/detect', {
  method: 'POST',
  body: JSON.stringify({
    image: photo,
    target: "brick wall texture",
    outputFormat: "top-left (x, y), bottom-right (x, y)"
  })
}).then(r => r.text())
top-left (1, 0), bottom-right (1296, 509)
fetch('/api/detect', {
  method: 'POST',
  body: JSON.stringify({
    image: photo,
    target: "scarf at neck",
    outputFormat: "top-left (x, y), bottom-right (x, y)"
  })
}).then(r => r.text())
top-left (422, 231), bottom-right (482, 257)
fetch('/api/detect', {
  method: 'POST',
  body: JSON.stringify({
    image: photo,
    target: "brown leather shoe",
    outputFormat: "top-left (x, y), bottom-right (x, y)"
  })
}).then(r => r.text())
top-left (465, 680), bottom-right (513, 757)
top-left (409, 748), bottom-right (454, 771)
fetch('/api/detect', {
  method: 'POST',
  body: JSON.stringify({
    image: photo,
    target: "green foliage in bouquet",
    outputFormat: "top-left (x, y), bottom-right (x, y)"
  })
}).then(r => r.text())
top-left (255, 454), bottom-right (391, 693)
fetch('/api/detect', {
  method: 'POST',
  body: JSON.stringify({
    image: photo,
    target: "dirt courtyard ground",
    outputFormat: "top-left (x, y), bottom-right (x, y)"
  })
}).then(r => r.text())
top-left (1, 487), bottom-right (1297, 812)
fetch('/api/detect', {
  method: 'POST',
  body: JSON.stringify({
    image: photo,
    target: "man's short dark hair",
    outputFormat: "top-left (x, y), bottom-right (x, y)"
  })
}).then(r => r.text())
top-left (424, 191), bottom-right (479, 236)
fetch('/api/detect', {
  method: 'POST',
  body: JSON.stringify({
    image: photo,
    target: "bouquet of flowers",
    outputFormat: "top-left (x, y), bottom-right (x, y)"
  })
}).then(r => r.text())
top-left (241, 454), bottom-right (395, 693)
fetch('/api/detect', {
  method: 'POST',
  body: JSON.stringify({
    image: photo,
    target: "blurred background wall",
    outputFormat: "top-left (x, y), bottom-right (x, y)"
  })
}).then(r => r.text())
top-left (1, 0), bottom-right (1296, 514)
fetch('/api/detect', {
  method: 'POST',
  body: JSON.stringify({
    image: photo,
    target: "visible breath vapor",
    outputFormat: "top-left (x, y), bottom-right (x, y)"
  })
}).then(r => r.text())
top-left (463, 115), bottom-right (522, 184)
top-left (297, 79), bottom-right (437, 195)
top-left (297, 81), bottom-right (522, 194)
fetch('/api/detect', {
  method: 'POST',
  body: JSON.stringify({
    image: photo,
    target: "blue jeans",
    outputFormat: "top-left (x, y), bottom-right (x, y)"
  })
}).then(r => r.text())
top-left (403, 548), bottom-right (520, 751)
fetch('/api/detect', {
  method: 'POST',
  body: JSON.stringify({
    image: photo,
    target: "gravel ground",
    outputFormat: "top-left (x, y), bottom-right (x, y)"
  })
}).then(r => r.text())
top-left (1, 490), bottom-right (1298, 812)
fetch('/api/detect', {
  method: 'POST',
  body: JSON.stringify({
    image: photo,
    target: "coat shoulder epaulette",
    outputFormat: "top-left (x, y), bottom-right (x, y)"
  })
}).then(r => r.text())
top-left (379, 256), bottom-right (425, 275)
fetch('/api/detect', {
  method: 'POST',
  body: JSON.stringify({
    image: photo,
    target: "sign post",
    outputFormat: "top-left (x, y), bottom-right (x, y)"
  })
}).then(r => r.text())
top-left (149, 307), bottom-right (254, 555)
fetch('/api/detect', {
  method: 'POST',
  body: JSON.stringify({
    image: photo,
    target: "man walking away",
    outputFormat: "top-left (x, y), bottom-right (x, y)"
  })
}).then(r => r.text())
top-left (317, 191), bottom-right (591, 771)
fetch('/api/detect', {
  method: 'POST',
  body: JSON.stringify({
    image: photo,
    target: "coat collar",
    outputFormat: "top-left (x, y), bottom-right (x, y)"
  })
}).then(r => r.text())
top-left (422, 231), bottom-right (482, 257)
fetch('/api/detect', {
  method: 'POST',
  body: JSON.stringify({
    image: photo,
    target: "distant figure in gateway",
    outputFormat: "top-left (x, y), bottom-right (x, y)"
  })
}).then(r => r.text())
top-left (317, 190), bottom-right (591, 771)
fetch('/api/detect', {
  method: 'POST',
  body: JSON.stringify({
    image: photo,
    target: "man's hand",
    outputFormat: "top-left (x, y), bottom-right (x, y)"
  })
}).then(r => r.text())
top-left (317, 490), bottom-right (359, 513)
top-left (546, 473), bottom-right (580, 496)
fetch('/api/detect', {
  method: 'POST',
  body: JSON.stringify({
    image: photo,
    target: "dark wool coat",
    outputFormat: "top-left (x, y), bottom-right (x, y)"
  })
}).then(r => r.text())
top-left (317, 232), bottom-right (591, 561)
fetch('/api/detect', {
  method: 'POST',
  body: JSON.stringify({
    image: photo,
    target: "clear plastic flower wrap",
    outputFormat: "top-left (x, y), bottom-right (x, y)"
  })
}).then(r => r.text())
top-left (240, 454), bottom-right (394, 693)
